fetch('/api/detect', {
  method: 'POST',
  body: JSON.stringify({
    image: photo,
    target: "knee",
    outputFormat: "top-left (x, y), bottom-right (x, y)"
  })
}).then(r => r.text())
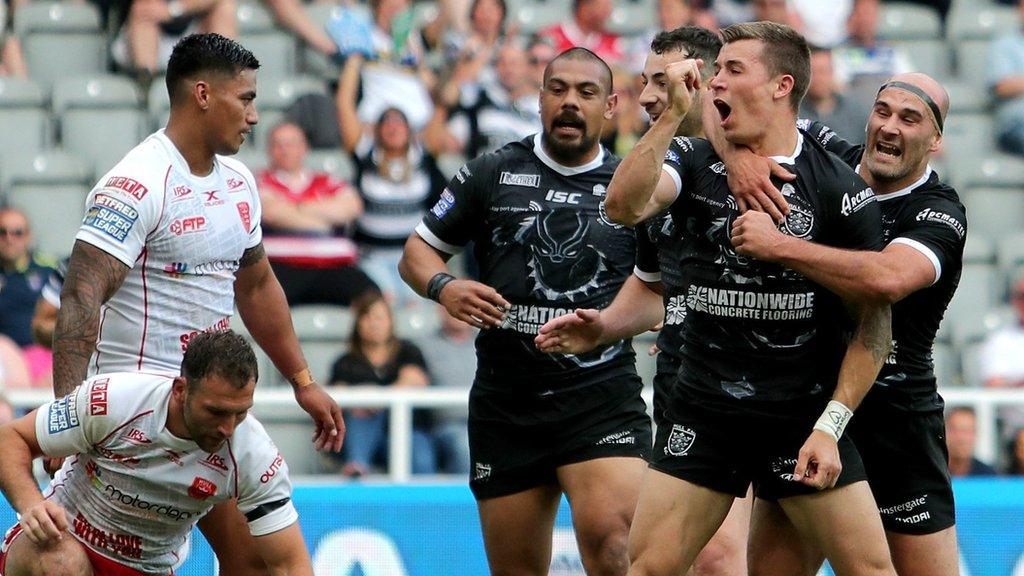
top-left (692, 534), bottom-right (745, 576)
top-left (6, 538), bottom-right (92, 576)
top-left (579, 518), bottom-right (631, 574)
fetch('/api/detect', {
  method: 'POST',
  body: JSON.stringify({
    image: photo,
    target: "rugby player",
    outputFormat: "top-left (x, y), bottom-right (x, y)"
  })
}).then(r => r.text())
top-left (51, 34), bottom-right (342, 576)
top-left (0, 331), bottom-right (313, 576)
top-left (601, 22), bottom-right (897, 576)
top-left (725, 72), bottom-right (965, 576)
top-left (399, 48), bottom-right (649, 575)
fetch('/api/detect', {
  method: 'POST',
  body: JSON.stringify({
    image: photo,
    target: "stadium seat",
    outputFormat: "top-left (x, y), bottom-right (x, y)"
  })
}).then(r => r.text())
top-left (955, 39), bottom-right (995, 86)
top-left (609, 2), bottom-right (655, 37)
top-left (300, 3), bottom-right (348, 79)
top-left (242, 31), bottom-right (298, 78)
top-left (257, 76), bottom-right (328, 112)
top-left (394, 307), bottom-right (441, 340)
top-left (960, 341), bottom-right (986, 387)
top-left (893, 39), bottom-right (950, 79)
top-left (932, 342), bottom-right (962, 388)
top-left (997, 233), bottom-right (1024, 270)
top-left (956, 155), bottom-right (1024, 190)
top-left (298, 340), bottom-right (343, 384)
top-left (0, 77), bottom-right (51, 157)
top-left (877, 2), bottom-right (943, 41)
top-left (947, 3), bottom-right (1018, 41)
top-left (940, 114), bottom-right (995, 176)
top-left (964, 233), bottom-right (995, 265)
top-left (232, 148), bottom-right (267, 172)
top-left (964, 188), bottom-right (1024, 243)
top-left (304, 150), bottom-right (355, 181)
top-left (62, 109), bottom-right (152, 174)
top-left (945, 263), bottom-right (1000, 345)
top-left (250, 109), bottom-right (285, 150)
top-left (944, 78), bottom-right (992, 115)
top-left (513, 1), bottom-right (568, 35)
top-left (236, 1), bottom-right (276, 34)
top-left (8, 182), bottom-right (88, 256)
top-left (52, 76), bottom-right (139, 114)
top-left (0, 149), bottom-right (91, 190)
top-left (291, 304), bottom-right (352, 341)
top-left (14, 3), bottom-right (106, 87)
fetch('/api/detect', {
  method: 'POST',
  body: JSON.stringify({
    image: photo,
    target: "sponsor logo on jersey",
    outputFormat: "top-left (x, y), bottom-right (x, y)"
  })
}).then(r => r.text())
top-left (179, 317), bottom-right (231, 352)
top-left (687, 285), bottom-right (815, 321)
top-left (172, 185), bottom-right (192, 200)
top-left (665, 295), bottom-right (687, 326)
top-left (72, 512), bottom-right (143, 559)
top-left (879, 494), bottom-right (931, 525)
top-left (473, 463), bottom-right (491, 481)
top-left (47, 391), bottom-right (80, 433)
top-left (596, 430), bottom-right (635, 445)
top-left (664, 424), bottom-right (696, 456)
top-left (83, 194), bottom-right (139, 242)
top-left (771, 456), bottom-right (799, 481)
top-left (710, 161), bottom-right (728, 175)
top-left (103, 483), bottom-right (194, 520)
top-left (665, 149), bottom-right (681, 165)
top-left (227, 177), bottom-right (246, 191)
top-left (499, 171), bottom-right (540, 188)
top-left (123, 428), bottom-right (151, 445)
top-left (916, 208), bottom-right (965, 239)
top-left (164, 260), bottom-right (239, 277)
top-left (545, 190), bottom-right (582, 204)
top-left (886, 339), bottom-right (898, 365)
top-left (592, 184), bottom-right (606, 197)
top-left (454, 164), bottom-right (472, 184)
top-left (97, 445), bottom-right (141, 467)
top-left (104, 176), bottom-right (148, 201)
top-left (169, 216), bottom-right (207, 236)
top-left (796, 118), bottom-right (812, 131)
top-left (164, 449), bottom-right (185, 466)
top-left (237, 201), bottom-right (252, 231)
top-left (430, 189), bottom-right (456, 219)
top-left (89, 378), bottom-right (109, 416)
top-left (598, 201), bottom-right (624, 229)
top-left (188, 477), bottom-right (217, 500)
top-left (201, 453), bottom-right (229, 475)
top-left (203, 190), bottom-right (224, 206)
top-left (840, 187), bottom-right (876, 216)
top-left (260, 452), bottom-right (285, 484)
top-left (672, 136), bottom-right (694, 153)
top-left (500, 304), bottom-right (574, 335)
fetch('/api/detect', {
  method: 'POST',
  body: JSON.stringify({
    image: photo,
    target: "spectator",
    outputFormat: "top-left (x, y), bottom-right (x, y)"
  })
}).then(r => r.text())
top-left (328, 293), bottom-right (437, 477)
top-left (444, 41), bottom-right (541, 158)
top-left (256, 121), bottom-right (380, 307)
top-left (990, 0), bottom-right (1024, 156)
top-left (627, 0), bottom-right (710, 72)
top-left (112, 0), bottom-right (237, 82)
top-left (0, 1), bottom-right (27, 78)
top-left (602, 68), bottom-right (646, 157)
top-left (799, 46), bottom-right (867, 145)
top-left (0, 209), bottom-right (55, 388)
top-left (946, 407), bottom-right (999, 477)
top-left (262, 0), bottom-right (340, 59)
top-left (443, 0), bottom-right (509, 83)
top-left (30, 257), bottom-right (66, 350)
top-left (980, 276), bottom-right (1024, 432)
top-left (526, 34), bottom-right (557, 90)
top-left (419, 307), bottom-right (475, 475)
top-left (338, 54), bottom-right (447, 307)
top-left (832, 0), bottom-right (913, 91)
top-left (1007, 427), bottom-right (1024, 475)
top-left (541, 0), bottom-right (626, 68)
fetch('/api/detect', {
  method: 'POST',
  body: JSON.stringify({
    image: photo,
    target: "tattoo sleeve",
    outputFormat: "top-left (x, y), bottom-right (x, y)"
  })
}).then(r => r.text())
top-left (52, 241), bottom-right (130, 397)
top-left (238, 243), bottom-right (266, 269)
top-left (857, 303), bottom-right (892, 366)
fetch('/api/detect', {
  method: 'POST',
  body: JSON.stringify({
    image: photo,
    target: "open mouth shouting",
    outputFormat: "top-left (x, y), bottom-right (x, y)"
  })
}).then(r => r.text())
top-left (874, 140), bottom-right (902, 161)
top-left (713, 98), bottom-right (732, 124)
top-left (552, 113), bottom-right (586, 138)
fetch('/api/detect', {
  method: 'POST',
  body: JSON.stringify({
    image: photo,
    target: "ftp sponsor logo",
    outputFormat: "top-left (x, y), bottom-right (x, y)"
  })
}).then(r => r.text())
top-left (260, 453), bottom-right (285, 484)
top-left (105, 176), bottom-right (148, 201)
top-left (169, 217), bottom-right (207, 235)
top-left (188, 477), bottom-right (217, 500)
top-left (201, 453), bottom-right (229, 475)
top-left (89, 379), bottom-right (109, 416)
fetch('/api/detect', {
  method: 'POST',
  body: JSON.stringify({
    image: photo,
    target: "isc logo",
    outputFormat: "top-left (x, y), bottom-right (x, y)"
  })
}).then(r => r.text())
top-left (545, 190), bottom-right (582, 204)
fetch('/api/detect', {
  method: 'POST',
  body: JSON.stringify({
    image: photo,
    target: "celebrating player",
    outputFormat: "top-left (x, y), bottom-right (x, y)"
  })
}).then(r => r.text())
top-left (0, 331), bottom-right (313, 576)
top-left (400, 48), bottom-right (649, 575)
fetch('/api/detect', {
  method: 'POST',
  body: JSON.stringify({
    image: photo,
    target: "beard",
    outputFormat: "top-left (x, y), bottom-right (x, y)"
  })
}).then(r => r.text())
top-left (542, 128), bottom-right (599, 164)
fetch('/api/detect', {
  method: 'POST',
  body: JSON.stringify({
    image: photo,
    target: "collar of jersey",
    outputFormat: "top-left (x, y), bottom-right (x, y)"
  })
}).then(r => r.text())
top-left (767, 131), bottom-right (804, 165)
top-left (855, 163), bottom-right (933, 202)
top-left (532, 133), bottom-right (605, 176)
top-left (154, 129), bottom-right (222, 185)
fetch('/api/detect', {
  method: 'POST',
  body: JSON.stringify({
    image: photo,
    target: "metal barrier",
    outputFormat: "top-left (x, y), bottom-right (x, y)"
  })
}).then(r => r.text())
top-left (7, 387), bottom-right (1024, 482)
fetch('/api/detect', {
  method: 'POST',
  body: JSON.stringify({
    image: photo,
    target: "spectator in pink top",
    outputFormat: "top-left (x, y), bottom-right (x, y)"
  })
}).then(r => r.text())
top-left (541, 0), bottom-right (625, 68)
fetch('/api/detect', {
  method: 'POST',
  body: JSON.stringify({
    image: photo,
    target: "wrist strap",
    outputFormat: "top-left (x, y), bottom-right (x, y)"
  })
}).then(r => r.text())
top-left (290, 368), bottom-right (315, 389)
top-left (426, 272), bottom-right (456, 302)
top-left (813, 400), bottom-right (853, 442)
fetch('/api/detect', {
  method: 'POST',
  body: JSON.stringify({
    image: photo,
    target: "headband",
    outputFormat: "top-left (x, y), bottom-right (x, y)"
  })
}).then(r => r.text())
top-left (877, 81), bottom-right (944, 134)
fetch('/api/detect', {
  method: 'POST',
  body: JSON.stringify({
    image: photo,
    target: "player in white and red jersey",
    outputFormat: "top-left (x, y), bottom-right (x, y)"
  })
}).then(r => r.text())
top-left (52, 34), bottom-right (342, 576)
top-left (0, 331), bottom-right (313, 576)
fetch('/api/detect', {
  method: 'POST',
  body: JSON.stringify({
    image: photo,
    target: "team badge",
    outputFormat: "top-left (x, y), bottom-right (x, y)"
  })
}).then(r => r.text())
top-left (780, 204), bottom-right (814, 238)
top-left (592, 184), bottom-right (606, 197)
top-left (188, 477), bottom-right (217, 500)
top-left (665, 424), bottom-right (696, 456)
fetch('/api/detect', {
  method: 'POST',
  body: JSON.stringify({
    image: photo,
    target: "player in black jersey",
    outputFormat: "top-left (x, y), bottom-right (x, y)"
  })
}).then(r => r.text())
top-left (535, 27), bottom-right (754, 576)
top-left (726, 73), bottom-right (964, 576)
top-left (602, 22), bottom-right (897, 576)
top-left (399, 48), bottom-right (649, 576)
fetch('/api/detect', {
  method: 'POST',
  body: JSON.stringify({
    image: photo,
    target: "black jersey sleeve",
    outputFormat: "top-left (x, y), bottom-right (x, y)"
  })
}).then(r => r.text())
top-left (818, 162), bottom-right (885, 252)
top-left (891, 193), bottom-right (967, 284)
top-left (415, 153), bottom-right (496, 254)
top-left (798, 119), bottom-right (864, 168)
top-left (634, 224), bottom-right (661, 282)
top-left (661, 136), bottom-right (705, 198)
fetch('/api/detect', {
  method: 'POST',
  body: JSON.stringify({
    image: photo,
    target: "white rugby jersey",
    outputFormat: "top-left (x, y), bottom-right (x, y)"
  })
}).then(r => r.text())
top-left (36, 372), bottom-right (296, 575)
top-left (76, 130), bottom-right (263, 377)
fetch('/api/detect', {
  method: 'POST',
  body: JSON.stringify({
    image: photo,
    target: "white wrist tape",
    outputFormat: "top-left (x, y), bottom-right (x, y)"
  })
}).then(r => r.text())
top-left (813, 400), bottom-right (853, 442)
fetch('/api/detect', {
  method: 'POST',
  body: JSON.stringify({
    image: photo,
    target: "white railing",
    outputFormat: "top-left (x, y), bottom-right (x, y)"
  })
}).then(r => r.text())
top-left (6, 387), bottom-right (1024, 482)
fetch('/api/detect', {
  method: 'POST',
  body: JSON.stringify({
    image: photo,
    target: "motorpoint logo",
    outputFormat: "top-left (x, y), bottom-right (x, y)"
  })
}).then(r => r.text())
top-left (102, 484), bottom-right (194, 521)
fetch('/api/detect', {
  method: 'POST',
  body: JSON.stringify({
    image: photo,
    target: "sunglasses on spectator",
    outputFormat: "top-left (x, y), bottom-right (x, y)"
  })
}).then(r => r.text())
top-left (0, 227), bottom-right (26, 238)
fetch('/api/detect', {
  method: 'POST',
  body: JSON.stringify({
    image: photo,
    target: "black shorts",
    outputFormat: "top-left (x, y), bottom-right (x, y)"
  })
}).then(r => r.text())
top-left (849, 386), bottom-right (955, 534)
top-left (652, 353), bottom-right (682, 432)
top-left (650, 393), bottom-right (866, 500)
top-left (468, 376), bottom-right (652, 500)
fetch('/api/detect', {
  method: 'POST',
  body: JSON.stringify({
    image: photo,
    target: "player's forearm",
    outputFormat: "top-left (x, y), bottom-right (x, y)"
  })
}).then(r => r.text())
top-left (0, 426), bottom-right (45, 513)
top-left (262, 204), bottom-right (332, 233)
top-left (398, 233), bottom-right (452, 298)
top-left (300, 194), bottom-right (362, 226)
top-left (832, 303), bottom-right (891, 410)
top-left (605, 111), bottom-right (681, 226)
top-left (773, 237), bottom-right (902, 305)
top-left (596, 276), bottom-right (665, 344)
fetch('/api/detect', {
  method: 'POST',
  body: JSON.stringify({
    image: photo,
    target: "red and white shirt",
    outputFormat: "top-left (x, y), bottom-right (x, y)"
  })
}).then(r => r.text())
top-left (541, 21), bottom-right (625, 67)
top-left (75, 130), bottom-right (263, 377)
top-left (257, 169), bottom-right (351, 207)
top-left (36, 372), bottom-right (295, 575)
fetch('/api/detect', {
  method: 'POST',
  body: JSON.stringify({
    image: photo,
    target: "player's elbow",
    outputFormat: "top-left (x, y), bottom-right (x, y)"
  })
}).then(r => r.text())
top-left (397, 237), bottom-right (418, 286)
top-left (864, 274), bottom-right (907, 305)
top-left (603, 194), bottom-right (640, 226)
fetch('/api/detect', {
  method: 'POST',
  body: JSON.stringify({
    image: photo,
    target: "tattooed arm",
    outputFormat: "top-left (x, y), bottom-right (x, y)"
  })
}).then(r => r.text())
top-left (833, 301), bottom-right (892, 410)
top-left (52, 241), bottom-right (130, 397)
top-left (233, 243), bottom-right (344, 452)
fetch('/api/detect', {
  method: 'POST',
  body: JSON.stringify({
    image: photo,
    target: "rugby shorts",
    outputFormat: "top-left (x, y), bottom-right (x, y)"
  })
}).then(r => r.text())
top-left (0, 523), bottom-right (151, 576)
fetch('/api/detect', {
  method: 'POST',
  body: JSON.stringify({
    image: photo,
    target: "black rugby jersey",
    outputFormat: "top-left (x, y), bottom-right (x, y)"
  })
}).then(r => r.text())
top-left (635, 210), bottom-right (688, 369)
top-left (802, 120), bottom-right (967, 412)
top-left (417, 135), bottom-right (639, 394)
top-left (662, 133), bottom-right (884, 413)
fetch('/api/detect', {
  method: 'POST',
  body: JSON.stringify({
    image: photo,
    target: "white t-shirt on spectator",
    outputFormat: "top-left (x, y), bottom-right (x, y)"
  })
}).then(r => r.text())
top-left (37, 372), bottom-right (296, 574)
top-left (980, 324), bottom-right (1024, 384)
top-left (75, 130), bottom-right (262, 378)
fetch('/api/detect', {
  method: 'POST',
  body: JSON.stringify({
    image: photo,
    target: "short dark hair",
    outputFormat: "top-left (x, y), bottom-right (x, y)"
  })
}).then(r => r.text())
top-left (543, 47), bottom-right (613, 94)
top-left (166, 33), bottom-right (260, 106)
top-left (720, 21), bottom-right (809, 112)
top-left (181, 330), bottom-right (258, 391)
top-left (650, 26), bottom-right (722, 80)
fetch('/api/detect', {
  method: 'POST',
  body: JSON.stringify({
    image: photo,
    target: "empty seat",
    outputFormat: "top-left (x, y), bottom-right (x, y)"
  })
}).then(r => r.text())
top-left (52, 76), bottom-right (139, 114)
top-left (237, 2), bottom-right (276, 34)
top-left (513, 1), bottom-right (568, 35)
top-left (249, 109), bottom-right (285, 150)
top-left (0, 149), bottom-right (92, 190)
top-left (945, 263), bottom-right (1000, 345)
top-left (940, 114), bottom-right (995, 176)
top-left (300, 3), bottom-right (347, 79)
top-left (304, 150), bottom-right (354, 181)
top-left (964, 188), bottom-right (1024, 243)
top-left (894, 39), bottom-right (950, 79)
top-left (15, 3), bottom-right (106, 86)
top-left (957, 156), bottom-right (1024, 190)
top-left (9, 183), bottom-right (89, 256)
top-left (964, 234), bottom-right (995, 265)
top-left (0, 77), bottom-right (51, 157)
top-left (955, 39), bottom-right (994, 86)
top-left (62, 109), bottom-right (151, 174)
top-left (232, 148), bottom-right (267, 173)
top-left (947, 3), bottom-right (1018, 41)
top-left (291, 305), bottom-right (352, 341)
top-left (243, 31), bottom-right (298, 78)
top-left (944, 78), bottom-right (992, 115)
top-left (394, 307), bottom-right (441, 339)
top-left (932, 342), bottom-right (962, 388)
top-left (300, 340), bottom-right (343, 384)
top-left (877, 2), bottom-right (943, 41)
top-left (997, 233), bottom-right (1024, 270)
top-left (609, 2), bottom-right (655, 36)
top-left (257, 76), bottom-right (327, 111)
top-left (960, 341), bottom-right (986, 387)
